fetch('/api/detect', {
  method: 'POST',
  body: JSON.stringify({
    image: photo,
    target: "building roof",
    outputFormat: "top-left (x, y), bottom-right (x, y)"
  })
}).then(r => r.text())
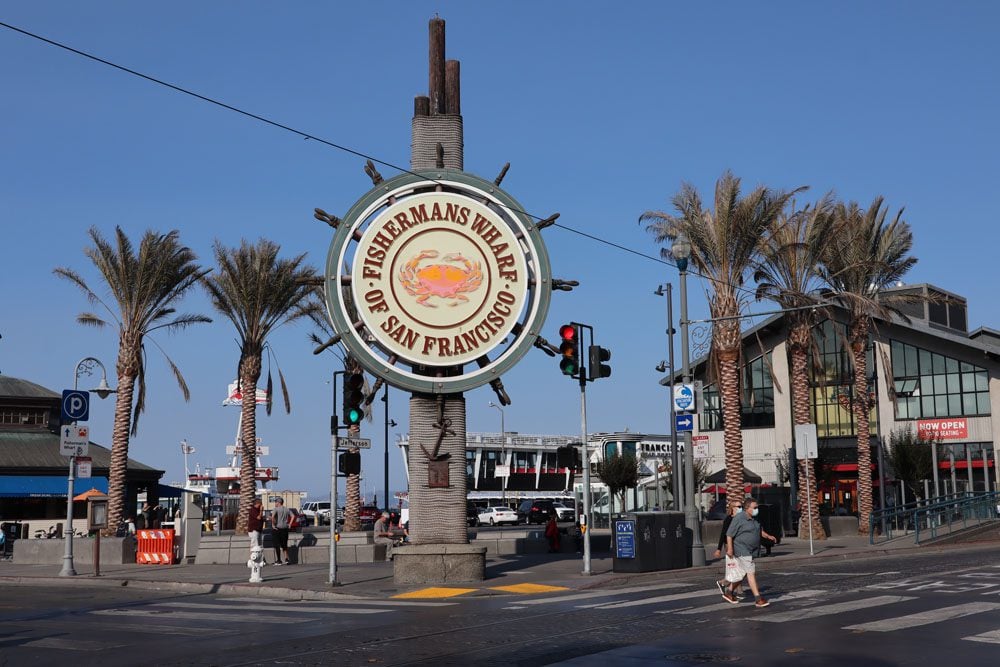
top-left (0, 431), bottom-right (162, 476)
top-left (0, 375), bottom-right (60, 400)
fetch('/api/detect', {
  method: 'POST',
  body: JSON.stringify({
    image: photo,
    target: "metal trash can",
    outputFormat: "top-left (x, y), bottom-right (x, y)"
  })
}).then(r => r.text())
top-left (653, 511), bottom-right (687, 570)
top-left (613, 513), bottom-right (656, 573)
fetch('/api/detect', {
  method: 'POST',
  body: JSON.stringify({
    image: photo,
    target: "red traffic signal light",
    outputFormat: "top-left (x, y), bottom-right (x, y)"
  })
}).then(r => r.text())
top-left (558, 324), bottom-right (579, 377)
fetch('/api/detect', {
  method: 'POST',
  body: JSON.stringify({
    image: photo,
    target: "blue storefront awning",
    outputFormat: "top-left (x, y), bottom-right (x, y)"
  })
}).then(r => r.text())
top-left (0, 476), bottom-right (108, 498)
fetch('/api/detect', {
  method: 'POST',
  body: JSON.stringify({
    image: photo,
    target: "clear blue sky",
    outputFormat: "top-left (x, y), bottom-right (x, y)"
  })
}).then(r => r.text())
top-left (2, 2), bottom-right (997, 502)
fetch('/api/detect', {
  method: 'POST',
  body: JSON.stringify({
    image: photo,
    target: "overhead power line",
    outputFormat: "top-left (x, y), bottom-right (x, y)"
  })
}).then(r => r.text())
top-left (1, 20), bottom-right (793, 308)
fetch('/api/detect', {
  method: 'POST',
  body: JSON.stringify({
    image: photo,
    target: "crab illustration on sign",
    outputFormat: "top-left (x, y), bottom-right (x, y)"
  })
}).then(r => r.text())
top-left (398, 250), bottom-right (483, 307)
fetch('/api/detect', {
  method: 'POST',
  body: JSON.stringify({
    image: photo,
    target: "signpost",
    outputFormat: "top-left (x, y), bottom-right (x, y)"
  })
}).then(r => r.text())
top-left (60, 425), bottom-right (89, 457)
top-left (673, 384), bottom-right (694, 412)
top-left (675, 414), bottom-right (694, 432)
top-left (340, 437), bottom-right (372, 450)
top-left (61, 390), bottom-right (90, 423)
top-left (794, 423), bottom-right (818, 556)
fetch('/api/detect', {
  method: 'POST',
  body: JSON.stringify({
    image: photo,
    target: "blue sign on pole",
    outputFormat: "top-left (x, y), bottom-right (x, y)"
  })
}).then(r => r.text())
top-left (615, 520), bottom-right (636, 559)
top-left (61, 389), bottom-right (90, 423)
top-left (675, 414), bottom-right (694, 432)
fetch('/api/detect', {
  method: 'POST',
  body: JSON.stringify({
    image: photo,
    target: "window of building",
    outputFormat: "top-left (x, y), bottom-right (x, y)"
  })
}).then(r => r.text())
top-left (809, 320), bottom-right (877, 438)
top-left (0, 407), bottom-right (49, 426)
top-left (890, 340), bottom-right (990, 419)
top-left (697, 353), bottom-right (775, 431)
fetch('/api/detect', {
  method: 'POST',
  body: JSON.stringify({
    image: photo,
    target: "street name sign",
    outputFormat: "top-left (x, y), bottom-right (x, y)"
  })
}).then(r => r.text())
top-left (60, 425), bottom-right (89, 457)
top-left (61, 389), bottom-right (90, 423)
top-left (675, 414), bottom-right (694, 432)
top-left (673, 384), bottom-right (695, 412)
top-left (341, 437), bottom-right (372, 450)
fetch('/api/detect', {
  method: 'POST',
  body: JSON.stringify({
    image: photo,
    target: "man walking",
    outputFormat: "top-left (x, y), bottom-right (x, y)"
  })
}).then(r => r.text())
top-left (721, 498), bottom-right (777, 608)
top-left (270, 498), bottom-right (291, 565)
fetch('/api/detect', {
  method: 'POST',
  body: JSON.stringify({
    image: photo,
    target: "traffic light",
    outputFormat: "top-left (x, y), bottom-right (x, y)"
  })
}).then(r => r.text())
top-left (588, 345), bottom-right (611, 381)
top-left (556, 445), bottom-right (576, 468)
top-left (338, 451), bottom-right (361, 475)
top-left (558, 324), bottom-right (580, 377)
top-left (343, 372), bottom-right (365, 426)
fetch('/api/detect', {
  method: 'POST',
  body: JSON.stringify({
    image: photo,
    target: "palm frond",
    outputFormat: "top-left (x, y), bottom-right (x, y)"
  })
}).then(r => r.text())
top-left (77, 313), bottom-right (108, 328)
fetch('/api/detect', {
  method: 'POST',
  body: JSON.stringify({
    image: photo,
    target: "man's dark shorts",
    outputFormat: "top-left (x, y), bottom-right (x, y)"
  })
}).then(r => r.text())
top-left (273, 527), bottom-right (289, 550)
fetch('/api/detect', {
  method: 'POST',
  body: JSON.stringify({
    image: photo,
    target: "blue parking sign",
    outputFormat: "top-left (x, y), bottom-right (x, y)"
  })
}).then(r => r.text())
top-left (61, 390), bottom-right (90, 422)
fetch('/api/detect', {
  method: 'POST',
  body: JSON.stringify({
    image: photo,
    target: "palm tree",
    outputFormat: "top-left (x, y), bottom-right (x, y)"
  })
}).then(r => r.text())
top-left (818, 197), bottom-right (917, 534)
top-left (202, 239), bottom-right (318, 534)
top-left (754, 196), bottom-right (836, 540)
top-left (54, 227), bottom-right (210, 533)
top-left (642, 171), bottom-right (802, 500)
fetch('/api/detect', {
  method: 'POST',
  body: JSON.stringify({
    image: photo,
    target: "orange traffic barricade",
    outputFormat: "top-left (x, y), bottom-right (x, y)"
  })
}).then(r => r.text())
top-left (136, 529), bottom-right (175, 565)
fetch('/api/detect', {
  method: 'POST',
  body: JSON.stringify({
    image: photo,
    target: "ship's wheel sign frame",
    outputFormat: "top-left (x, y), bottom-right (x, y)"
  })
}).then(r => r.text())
top-left (324, 170), bottom-right (552, 394)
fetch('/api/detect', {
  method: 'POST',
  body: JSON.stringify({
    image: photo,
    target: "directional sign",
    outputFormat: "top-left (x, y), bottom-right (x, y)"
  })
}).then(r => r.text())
top-left (341, 437), bottom-right (372, 450)
top-left (675, 414), bottom-right (694, 432)
top-left (673, 384), bottom-right (695, 412)
top-left (61, 389), bottom-right (90, 423)
top-left (60, 425), bottom-right (89, 457)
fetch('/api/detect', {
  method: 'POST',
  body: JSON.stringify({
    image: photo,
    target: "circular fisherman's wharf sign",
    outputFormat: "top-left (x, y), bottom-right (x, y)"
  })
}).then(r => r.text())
top-left (325, 170), bottom-right (551, 394)
top-left (353, 192), bottom-right (528, 367)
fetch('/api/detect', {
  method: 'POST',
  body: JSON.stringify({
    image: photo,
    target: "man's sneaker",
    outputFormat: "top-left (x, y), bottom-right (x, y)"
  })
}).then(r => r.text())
top-left (273, 561), bottom-right (283, 566)
top-left (284, 559), bottom-right (291, 565)
top-left (715, 580), bottom-right (726, 596)
top-left (755, 598), bottom-right (770, 608)
top-left (722, 591), bottom-right (739, 604)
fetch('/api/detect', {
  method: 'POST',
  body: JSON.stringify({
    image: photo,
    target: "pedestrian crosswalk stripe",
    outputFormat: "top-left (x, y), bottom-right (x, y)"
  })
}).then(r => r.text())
top-left (673, 589), bottom-right (827, 614)
top-left (843, 602), bottom-right (1000, 632)
top-left (158, 601), bottom-right (391, 615)
top-left (963, 629), bottom-right (1000, 644)
top-left (490, 583), bottom-right (569, 594)
top-left (219, 596), bottom-right (454, 608)
top-left (754, 595), bottom-right (915, 623)
top-left (520, 582), bottom-right (689, 606)
top-left (91, 609), bottom-right (308, 623)
top-left (589, 589), bottom-right (718, 610)
top-left (101, 622), bottom-right (227, 637)
top-left (23, 637), bottom-right (127, 651)
top-left (392, 587), bottom-right (477, 599)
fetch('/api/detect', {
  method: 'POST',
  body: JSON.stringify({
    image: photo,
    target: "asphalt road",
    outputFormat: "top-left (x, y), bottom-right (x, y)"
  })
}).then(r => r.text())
top-left (2, 544), bottom-right (999, 666)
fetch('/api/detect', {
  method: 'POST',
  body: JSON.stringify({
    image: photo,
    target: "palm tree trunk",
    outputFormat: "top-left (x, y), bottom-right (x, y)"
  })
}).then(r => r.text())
top-left (235, 354), bottom-right (262, 535)
top-left (344, 442), bottom-right (361, 532)
top-left (789, 323), bottom-right (826, 540)
top-left (104, 370), bottom-right (136, 536)
top-left (851, 319), bottom-right (874, 535)
top-left (717, 348), bottom-right (745, 501)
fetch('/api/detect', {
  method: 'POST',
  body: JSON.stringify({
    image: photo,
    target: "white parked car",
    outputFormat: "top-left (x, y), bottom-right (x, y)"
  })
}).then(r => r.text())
top-left (551, 502), bottom-right (576, 522)
top-left (301, 501), bottom-right (331, 525)
top-left (477, 506), bottom-right (518, 526)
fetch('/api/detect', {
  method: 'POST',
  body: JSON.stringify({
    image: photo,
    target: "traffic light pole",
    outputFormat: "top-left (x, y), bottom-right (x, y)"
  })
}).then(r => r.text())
top-left (679, 267), bottom-right (706, 567)
top-left (578, 345), bottom-right (592, 575)
top-left (329, 371), bottom-right (343, 586)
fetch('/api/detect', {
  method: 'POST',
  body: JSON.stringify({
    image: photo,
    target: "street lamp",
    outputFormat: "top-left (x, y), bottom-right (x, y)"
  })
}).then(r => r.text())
top-left (654, 283), bottom-right (679, 510)
top-left (488, 402), bottom-right (506, 506)
top-left (671, 233), bottom-right (706, 567)
top-left (381, 385), bottom-right (397, 511)
top-left (61, 357), bottom-right (116, 577)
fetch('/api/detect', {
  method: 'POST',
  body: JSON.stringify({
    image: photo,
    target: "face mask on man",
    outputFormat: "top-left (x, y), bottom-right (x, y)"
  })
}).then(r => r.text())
top-left (750, 508), bottom-right (759, 517)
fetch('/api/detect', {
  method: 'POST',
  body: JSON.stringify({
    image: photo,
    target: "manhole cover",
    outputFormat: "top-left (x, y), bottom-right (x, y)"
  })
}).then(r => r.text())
top-left (665, 653), bottom-right (741, 664)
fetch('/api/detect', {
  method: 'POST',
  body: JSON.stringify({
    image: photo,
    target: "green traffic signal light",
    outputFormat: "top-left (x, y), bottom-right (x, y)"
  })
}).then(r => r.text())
top-left (343, 372), bottom-right (365, 426)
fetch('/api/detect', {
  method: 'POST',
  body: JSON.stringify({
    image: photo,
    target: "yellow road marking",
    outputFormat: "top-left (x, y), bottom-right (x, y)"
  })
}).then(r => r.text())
top-left (490, 583), bottom-right (569, 594)
top-left (392, 587), bottom-right (477, 599)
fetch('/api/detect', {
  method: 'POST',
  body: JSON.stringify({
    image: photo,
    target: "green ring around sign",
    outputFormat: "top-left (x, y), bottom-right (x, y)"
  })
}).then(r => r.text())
top-left (324, 169), bottom-right (552, 394)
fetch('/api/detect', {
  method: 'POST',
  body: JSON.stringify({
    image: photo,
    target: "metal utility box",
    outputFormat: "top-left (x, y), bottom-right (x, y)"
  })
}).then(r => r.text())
top-left (613, 511), bottom-right (687, 573)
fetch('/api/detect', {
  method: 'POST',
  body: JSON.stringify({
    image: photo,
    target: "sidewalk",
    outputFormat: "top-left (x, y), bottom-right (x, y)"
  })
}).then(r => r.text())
top-left (0, 533), bottom-right (934, 602)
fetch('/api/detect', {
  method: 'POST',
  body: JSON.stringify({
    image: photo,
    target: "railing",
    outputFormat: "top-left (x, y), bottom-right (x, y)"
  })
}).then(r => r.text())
top-left (869, 491), bottom-right (1000, 545)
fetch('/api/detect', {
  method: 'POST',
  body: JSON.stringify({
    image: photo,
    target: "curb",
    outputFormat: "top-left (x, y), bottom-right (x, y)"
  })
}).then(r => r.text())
top-left (0, 575), bottom-right (368, 601)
